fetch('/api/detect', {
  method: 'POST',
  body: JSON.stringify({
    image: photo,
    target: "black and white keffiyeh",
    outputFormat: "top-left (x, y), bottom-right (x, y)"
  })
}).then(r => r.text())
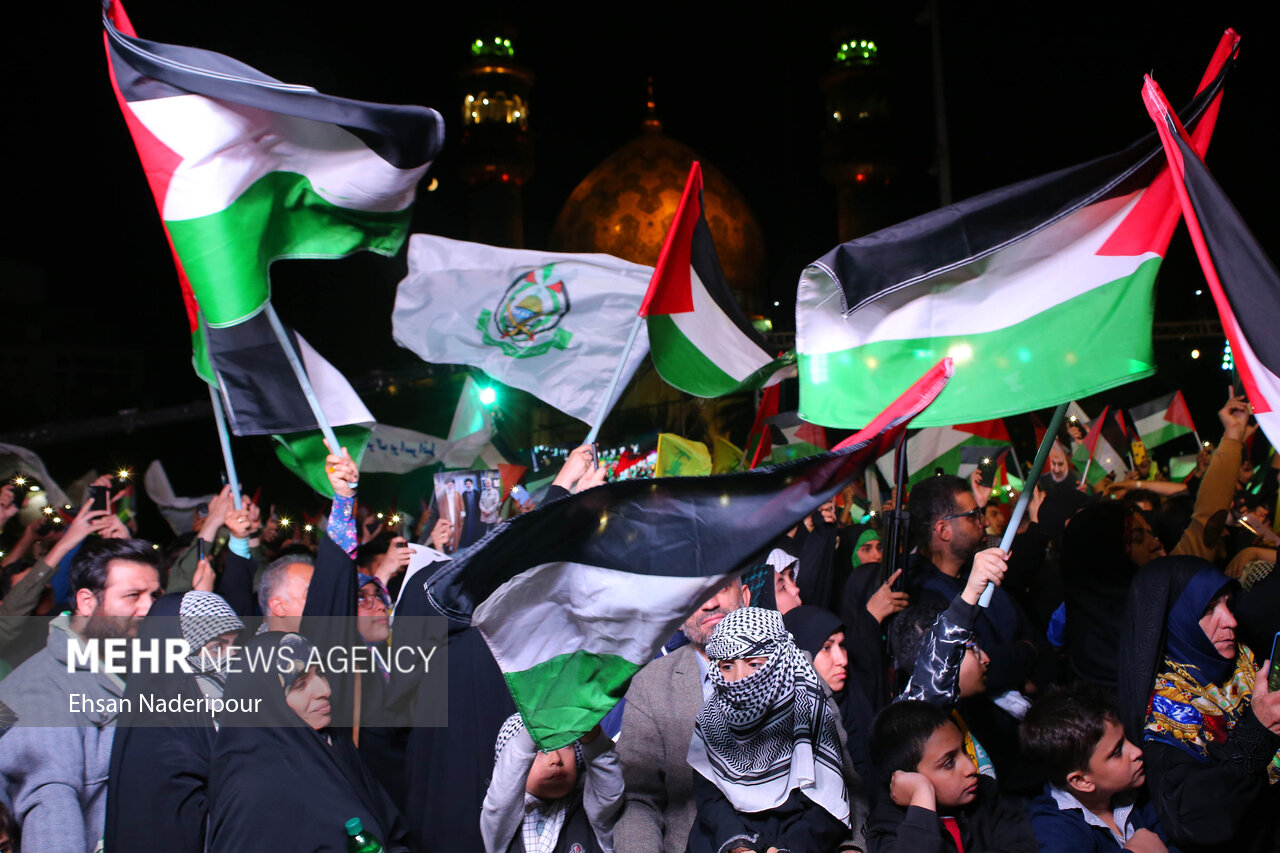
top-left (179, 591), bottom-right (244, 681)
top-left (689, 607), bottom-right (849, 824)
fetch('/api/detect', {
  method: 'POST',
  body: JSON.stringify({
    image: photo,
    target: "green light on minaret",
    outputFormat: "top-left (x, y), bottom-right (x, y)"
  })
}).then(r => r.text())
top-left (472, 36), bottom-right (515, 58)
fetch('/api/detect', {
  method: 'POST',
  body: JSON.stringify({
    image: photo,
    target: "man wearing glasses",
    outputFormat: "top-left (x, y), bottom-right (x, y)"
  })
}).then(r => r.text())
top-left (903, 475), bottom-right (1038, 699)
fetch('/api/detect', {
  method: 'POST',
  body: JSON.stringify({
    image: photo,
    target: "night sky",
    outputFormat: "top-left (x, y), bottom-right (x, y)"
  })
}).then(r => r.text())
top-left (4, 1), bottom-right (1276, 520)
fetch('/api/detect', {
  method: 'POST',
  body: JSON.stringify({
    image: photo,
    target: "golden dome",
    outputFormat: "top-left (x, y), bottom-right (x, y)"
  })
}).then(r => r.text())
top-left (550, 127), bottom-right (766, 304)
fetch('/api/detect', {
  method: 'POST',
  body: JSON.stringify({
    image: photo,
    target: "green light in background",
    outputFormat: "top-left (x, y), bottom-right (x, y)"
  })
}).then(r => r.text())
top-left (479, 386), bottom-right (498, 406)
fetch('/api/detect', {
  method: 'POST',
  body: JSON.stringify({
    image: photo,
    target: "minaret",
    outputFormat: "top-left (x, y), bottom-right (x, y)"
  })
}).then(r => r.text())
top-left (819, 34), bottom-right (895, 242)
top-left (457, 34), bottom-right (535, 247)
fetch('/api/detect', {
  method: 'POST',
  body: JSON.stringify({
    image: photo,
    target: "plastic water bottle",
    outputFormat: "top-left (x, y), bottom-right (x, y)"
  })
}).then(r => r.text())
top-left (345, 817), bottom-right (384, 853)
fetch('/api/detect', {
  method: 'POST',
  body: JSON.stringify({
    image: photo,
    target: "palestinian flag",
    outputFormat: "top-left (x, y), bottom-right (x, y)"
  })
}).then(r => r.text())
top-left (743, 384), bottom-right (781, 469)
top-left (426, 359), bottom-right (953, 749)
top-left (640, 162), bottom-right (795, 397)
top-left (1144, 75), bottom-right (1280, 449)
top-left (765, 412), bottom-right (830, 464)
top-left (796, 31), bottom-right (1239, 428)
top-left (103, 1), bottom-right (443, 492)
top-left (1129, 391), bottom-right (1195, 450)
top-left (876, 419), bottom-right (1010, 488)
top-left (1068, 402), bottom-right (1126, 484)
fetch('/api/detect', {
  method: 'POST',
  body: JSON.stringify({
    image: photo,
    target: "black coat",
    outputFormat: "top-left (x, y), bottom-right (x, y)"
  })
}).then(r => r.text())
top-left (686, 775), bottom-right (849, 853)
top-left (397, 568), bottom-right (515, 852)
top-left (207, 633), bottom-right (412, 853)
top-left (104, 592), bottom-right (217, 853)
top-left (867, 776), bottom-right (1038, 853)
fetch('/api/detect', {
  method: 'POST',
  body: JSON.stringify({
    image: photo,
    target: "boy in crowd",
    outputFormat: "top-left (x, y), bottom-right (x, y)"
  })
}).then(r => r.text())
top-left (1020, 685), bottom-right (1172, 853)
top-left (867, 700), bottom-right (1037, 853)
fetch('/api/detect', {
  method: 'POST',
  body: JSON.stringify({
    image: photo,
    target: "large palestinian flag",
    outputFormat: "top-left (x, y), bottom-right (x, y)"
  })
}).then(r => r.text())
top-left (1143, 72), bottom-right (1280, 449)
top-left (427, 360), bottom-right (953, 749)
top-left (103, 1), bottom-right (443, 493)
top-left (796, 31), bottom-right (1239, 428)
top-left (640, 162), bottom-right (795, 397)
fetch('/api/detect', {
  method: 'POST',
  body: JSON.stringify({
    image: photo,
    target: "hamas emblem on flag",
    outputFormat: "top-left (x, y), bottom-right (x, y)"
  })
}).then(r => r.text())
top-left (477, 265), bottom-right (574, 358)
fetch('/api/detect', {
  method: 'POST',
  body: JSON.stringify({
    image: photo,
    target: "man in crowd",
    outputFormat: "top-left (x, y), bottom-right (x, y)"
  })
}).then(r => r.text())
top-left (0, 537), bottom-right (161, 852)
top-left (615, 578), bottom-right (750, 852)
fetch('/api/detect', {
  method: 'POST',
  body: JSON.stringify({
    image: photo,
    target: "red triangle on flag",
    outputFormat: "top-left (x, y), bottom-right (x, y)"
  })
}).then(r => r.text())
top-left (1030, 413), bottom-right (1047, 449)
top-left (954, 418), bottom-right (1010, 442)
top-left (745, 384), bottom-right (781, 468)
top-left (794, 422), bottom-right (829, 450)
top-left (1083, 405), bottom-right (1109, 458)
top-left (1164, 390), bottom-right (1196, 431)
top-left (639, 162), bottom-right (701, 317)
top-left (546, 281), bottom-right (564, 293)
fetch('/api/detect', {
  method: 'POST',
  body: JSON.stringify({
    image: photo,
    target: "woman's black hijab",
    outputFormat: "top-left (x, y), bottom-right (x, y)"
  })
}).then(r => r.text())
top-left (1061, 501), bottom-right (1138, 691)
top-left (1117, 555), bottom-right (1236, 743)
top-left (781, 604), bottom-right (876, 785)
top-left (207, 631), bottom-right (410, 852)
top-left (105, 591), bottom-right (217, 853)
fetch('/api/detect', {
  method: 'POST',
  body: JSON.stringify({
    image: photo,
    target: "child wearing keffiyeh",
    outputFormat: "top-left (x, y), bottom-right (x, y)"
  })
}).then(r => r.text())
top-left (685, 607), bottom-right (861, 853)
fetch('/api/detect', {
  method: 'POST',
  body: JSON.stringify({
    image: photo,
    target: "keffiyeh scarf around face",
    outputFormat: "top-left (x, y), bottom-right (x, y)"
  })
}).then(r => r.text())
top-left (690, 607), bottom-right (850, 824)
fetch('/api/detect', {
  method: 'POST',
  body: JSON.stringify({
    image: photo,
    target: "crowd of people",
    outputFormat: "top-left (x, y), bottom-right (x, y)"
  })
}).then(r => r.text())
top-left (0, 389), bottom-right (1277, 853)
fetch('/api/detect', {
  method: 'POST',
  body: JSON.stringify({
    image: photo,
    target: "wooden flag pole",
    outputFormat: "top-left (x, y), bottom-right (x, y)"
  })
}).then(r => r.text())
top-left (584, 314), bottom-right (644, 446)
top-left (208, 384), bottom-right (244, 511)
top-left (980, 402), bottom-right (1067, 607)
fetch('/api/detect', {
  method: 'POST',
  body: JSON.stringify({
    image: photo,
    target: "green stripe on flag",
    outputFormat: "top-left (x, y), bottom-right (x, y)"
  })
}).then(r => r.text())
top-left (273, 424), bottom-right (373, 497)
top-left (166, 171), bottom-right (413, 327)
top-left (1141, 422), bottom-right (1192, 449)
top-left (649, 314), bottom-right (793, 398)
top-left (503, 651), bottom-right (642, 750)
top-left (799, 261), bottom-right (1160, 428)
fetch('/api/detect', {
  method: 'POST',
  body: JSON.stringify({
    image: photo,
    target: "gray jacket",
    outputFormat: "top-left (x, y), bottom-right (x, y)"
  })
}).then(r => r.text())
top-left (0, 613), bottom-right (125, 853)
top-left (615, 643), bottom-right (704, 853)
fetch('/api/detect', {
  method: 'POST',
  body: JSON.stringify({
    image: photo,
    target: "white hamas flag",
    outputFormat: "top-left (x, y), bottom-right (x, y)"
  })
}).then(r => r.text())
top-left (393, 236), bottom-right (652, 427)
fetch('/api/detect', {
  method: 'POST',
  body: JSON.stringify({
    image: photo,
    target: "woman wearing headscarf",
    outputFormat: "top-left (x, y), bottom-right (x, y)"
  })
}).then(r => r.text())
top-left (685, 607), bottom-right (866, 853)
top-left (1117, 556), bottom-right (1280, 852)
top-left (104, 589), bottom-right (243, 853)
top-left (783, 605), bottom-right (876, 786)
top-left (207, 632), bottom-right (412, 852)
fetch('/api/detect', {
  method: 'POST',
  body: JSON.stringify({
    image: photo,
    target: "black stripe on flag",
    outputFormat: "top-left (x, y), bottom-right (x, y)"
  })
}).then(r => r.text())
top-left (205, 313), bottom-right (318, 437)
top-left (690, 188), bottom-right (769, 348)
top-left (1169, 126), bottom-right (1280, 375)
top-left (426, 361), bottom-right (951, 622)
top-left (103, 10), bottom-right (444, 170)
top-left (815, 54), bottom-right (1234, 315)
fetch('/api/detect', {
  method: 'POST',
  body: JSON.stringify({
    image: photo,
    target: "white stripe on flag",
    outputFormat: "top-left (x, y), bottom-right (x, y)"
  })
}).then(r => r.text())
top-left (669, 267), bottom-right (774, 382)
top-left (128, 94), bottom-right (426, 220)
top-left (802, 191), bottom-right (1156, 355)
top-left (472, 561), bottom-right (735, 674)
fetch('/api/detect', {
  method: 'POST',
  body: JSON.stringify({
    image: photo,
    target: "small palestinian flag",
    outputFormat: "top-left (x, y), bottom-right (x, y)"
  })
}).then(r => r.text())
top-left (103, 1), bottom-right (443, 493)
top-left (1128, 391), bottom-right (1195, 450)
top-left (427, 359), bottom-right (953, 749)
top-left (641, 162), bottom-right (795, 397)
top-left (876, 419), bottom-right (1010, 487)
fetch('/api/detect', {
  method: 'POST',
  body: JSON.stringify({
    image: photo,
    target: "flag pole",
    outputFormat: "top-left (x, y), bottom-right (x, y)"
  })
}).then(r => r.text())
top-left (1081, 455), bottom-right (1092, 484)
top-left (585, 314), bottom-right (643, 445)
top-left (980, 401), bottom-right (1067, 607)
top-left (207, 385), bottom-right (244, 511)
top-left (262, 304), bottom-right (351, 482)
